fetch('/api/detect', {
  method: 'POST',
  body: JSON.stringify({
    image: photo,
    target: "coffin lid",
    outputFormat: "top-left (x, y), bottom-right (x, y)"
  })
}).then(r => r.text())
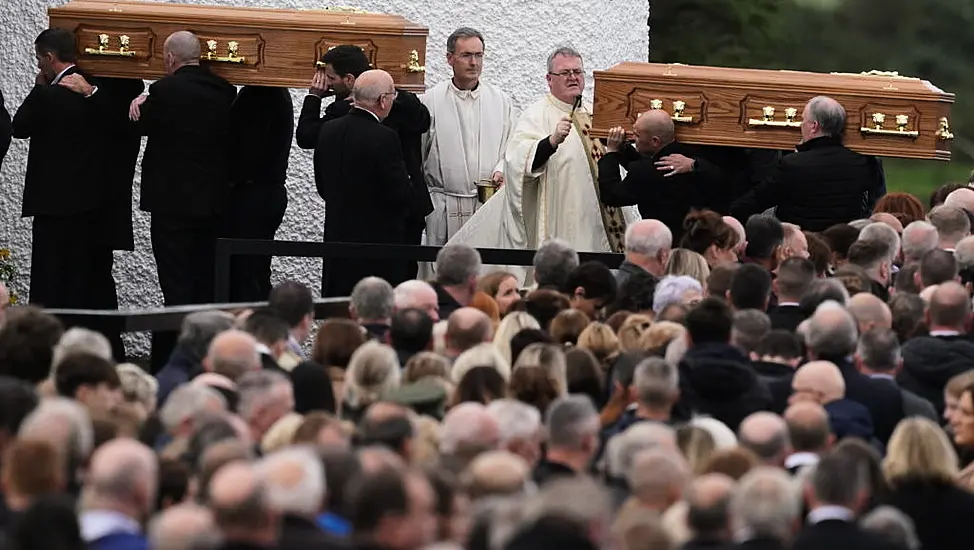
top-left (597, 62), bottom-right (954, 103)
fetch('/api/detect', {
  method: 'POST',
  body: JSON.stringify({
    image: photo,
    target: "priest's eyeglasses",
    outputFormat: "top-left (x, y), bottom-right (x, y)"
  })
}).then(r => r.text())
top-left (549, 69), bottom-right (584, 78)
top-left (456, 52), bottom-right (484, 61)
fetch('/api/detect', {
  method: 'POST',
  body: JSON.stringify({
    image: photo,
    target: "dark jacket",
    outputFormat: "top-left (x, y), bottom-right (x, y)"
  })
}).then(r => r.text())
top-left (290, 361), bottom-right (338, 414)
top-left (767, 304), bottom-right (805, 333)
top-left (676, 342), bottom-right (772, 432)
top-left (730, 136), bottom-right (886, 232)
top-left (301, 91), bottom-right (432, 219)
top-left (751, 360), bottom-right (795, 385)
top-left (532, 458), bottom-right (577, 487)
top-left (136, 64), bottom-right (237, 217)
top-left (279, 514), bottom-right (352, 550)
top-left (89, 532), bottom-right (148, 550)
top-left (793, 518), bottom-right (897, 550)
top-left (824, 398), bottom-right (874, 442)
top-left (615, 260), bottom-right (648, 287)
top-left (898, 334), bottom-right (974, 416)
top-left (734, 537), bottom-right (788, 550)
top-left (681, 538), bottom-right (734, 550)
top-left (12, 66), bottom-right (107, 217)
top-left (882, 476), bottom-right (974, 550)
top-left (829, 356), bottom-right (904, 445)
top-left (433, 282), bottom-right (464, 320)
top-left (155, 345), bottom-right (200, 406)
top-left (869, 375), bottom-right (938, 422)
top-left (229, 86), bottom-right (293, 187)
top-left (0, 89), bottom-right (12, 172)
top-left (95, 78), bottom-right (145, 250)
top-left (314, 108), bottom-right (412, 296)
top-left (598, 141), bottom-right (717, 242)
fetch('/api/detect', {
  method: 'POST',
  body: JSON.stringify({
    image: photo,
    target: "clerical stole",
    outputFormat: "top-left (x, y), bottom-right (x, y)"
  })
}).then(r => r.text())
top-left (572, 110), bottom-right (627, 253)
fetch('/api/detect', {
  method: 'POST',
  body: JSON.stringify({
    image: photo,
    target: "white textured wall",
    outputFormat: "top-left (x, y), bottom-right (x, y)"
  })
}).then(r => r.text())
top-left (0, 0), bottom-right (648, 355)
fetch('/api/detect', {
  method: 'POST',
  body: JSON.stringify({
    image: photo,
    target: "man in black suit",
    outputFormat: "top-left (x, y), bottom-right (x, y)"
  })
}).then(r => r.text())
top-left (769, 257), bottom-right (815, 332)
top-left (599, 110), bottom-right (721, 243)
top-left (793, 451), bottom-right (895, 550)
top-left (731, 96), bottom-right (886, 232)
top-left (299, 45), bottom-right (432, 280)
top-left (0, 89), bottom-right (10, 170)
top-left (12, 28), bottom-right (108, 309)
top-left (225, 86), bottom-right (294, 302)
top-left (129, 30), bottom-right (236, 307)
top-left (314, 69), bottom-right (413, 297)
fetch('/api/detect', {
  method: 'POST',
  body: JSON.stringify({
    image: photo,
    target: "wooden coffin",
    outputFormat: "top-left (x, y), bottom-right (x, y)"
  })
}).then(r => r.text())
top-left (47, 0), bottom-right (428, 92)
top-left (592, 62), bottom-right (955, 161)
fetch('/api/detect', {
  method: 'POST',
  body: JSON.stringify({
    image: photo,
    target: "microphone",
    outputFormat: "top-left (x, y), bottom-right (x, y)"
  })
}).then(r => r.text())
top-left (570, 94), bottom-right (582, 118)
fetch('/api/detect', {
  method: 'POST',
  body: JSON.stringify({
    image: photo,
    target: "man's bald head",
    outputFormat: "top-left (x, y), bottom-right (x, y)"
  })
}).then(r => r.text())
top-left (928, 281), bottom-right (972, 330)
top-left (636, 110), bottom-right (675, 144)
top-left (738, 412), bottom-right (790, 465)
top-left (784, 401), bottom-right (831, 453)
top-left (209, 461), bottom-right (277, 536)
top-left (870, 212), bottom-right (904, 235)
top-left (446, 307), bottom-right (493, 352)
top-left (945, 188), bottom-right (974, 213)
top-left (629, 447), bottom-right (691, 509)
top-left (465, 450), bottom-right (530, 499)
top-left (163, 31), bottom-right (201, 71)
top-left (88, 438), bottom-right (158, 514)
top-left (792, 360), bottom-right (845, 404)
top-left (352, 69), bottom-right (395, 119)
top-left (723, 216), bottom-right (747, 253)
top-left (205, 329), bottom-right (260, 381)
top-left (685, 473), bottom-right (735, 538)
top-left (149, 503), bottom-right (218, 550)
top-left (847, 292), bottom-right (892, 333)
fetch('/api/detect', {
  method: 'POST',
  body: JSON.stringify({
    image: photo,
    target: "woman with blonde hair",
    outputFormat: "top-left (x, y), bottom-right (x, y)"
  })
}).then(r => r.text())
top-left (639, 321), bottom-right (686, 357)
top-left (549, 309), bottom-right (591, 347)
top-left (882, 417), bottom-right (974, 550)
top-left (493, 311), bottom-right (541, 366)
top-left (342, 341), bottom-right (401, 423)
top-left (513, 343), bottom-right (567, 396)
top-left (617, 314), bottom-right (652, 352)
top-left (576, 322), bottom-right (621, 373)
top-left (664, 249), bottom-right (710, 287)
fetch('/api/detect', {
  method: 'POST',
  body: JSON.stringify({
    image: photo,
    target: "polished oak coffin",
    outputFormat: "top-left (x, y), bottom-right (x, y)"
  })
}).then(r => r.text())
top-left (47, 0), bottom-right (428, 92)
top-left (592, 62), bottom-right (955, 160)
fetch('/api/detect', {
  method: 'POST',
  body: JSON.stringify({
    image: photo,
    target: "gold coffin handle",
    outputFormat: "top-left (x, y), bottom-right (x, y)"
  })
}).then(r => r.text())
top-left (648, 99), bottom-right (693, 124)
top-left (84, 33), bottom-right (138, 57)
top-left (404, 50), bottom-right (425, 73)
top-left (748, 106), bottom-right (802, 128)
top-left (936, 117), bottom-right (955, 141)
top-left (202, 40), bottom-right (246, 64)
top-left (860, 113), bottom-right (919, 139)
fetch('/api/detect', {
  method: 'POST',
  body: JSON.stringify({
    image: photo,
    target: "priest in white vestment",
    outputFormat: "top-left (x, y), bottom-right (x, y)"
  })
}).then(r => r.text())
top-left (421, 28), bottom-right (515, 246)
top-left (448, 46), bottom-right (639, 281)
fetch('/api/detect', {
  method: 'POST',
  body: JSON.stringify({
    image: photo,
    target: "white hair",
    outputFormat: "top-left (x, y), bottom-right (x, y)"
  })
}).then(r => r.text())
top-left (344, 341), bottom-right (401, 409)
top-left (690, 416), bottom-right (738, 449)
top-left (493, 312), bottom-right (541, 366)
top-left (116, 363), bottom-right (159, 412)
top-left (653, 275), bottom-right (703, 314)
top-left (858, 222), bottom-right (901, 263)
top-left (394, 280), bottom-right (436, 309)
top-left (902, 221), bottom-right (939, 263)
top-left (160, 384), bottom-right (227, 432)
top-left (664, 336), bottom-right (689, 368)
top-left (19, 397), bottom-right (94, 462)
top-left (633, 357), bottom-right (679, 407)
top-left (440, 402), bottom-right (498, 455)
top-left (860, 506), bottom-right (921, 550)
top-left (731, 467), bottom-right (802, 541)
top-left (50, 327), bottom-right (112, 375)
top-left (257, 445), bottom-right (325, 516)
top-left (606, 422), bottom-right (676, 478)
top-left (487, 399), bottom-right (542, 445)
top-left (236, 369), bottom-right (291, 422)
top-left (625, 221), bottom-right (673, 256)
top-left (452, 343), bottom-right (511, 383)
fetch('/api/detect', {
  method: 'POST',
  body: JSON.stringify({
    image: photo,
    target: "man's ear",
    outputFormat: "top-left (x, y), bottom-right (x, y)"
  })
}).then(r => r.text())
top-left (772, 278), bottom-right (781, 298)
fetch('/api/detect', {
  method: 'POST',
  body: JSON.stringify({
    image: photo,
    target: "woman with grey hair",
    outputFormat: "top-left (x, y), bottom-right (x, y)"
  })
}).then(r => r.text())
top-left (652, 275), bottom-right (704, 315)
top-left (343, 340), bottom-right (401, 422)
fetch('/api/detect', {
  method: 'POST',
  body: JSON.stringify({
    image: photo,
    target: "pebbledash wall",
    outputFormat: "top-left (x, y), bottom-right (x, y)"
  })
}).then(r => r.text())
top-left (0, 0), bottom-right (649, 355)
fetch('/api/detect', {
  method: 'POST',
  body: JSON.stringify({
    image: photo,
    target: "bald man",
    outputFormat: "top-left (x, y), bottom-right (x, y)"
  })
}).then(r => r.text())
top-left (738, 412), bottom-right (791, 467)
top-left (149, 503), bottom-right (219, 550)
top-left (314, 69), bottom-right (415, 297)
top-left (791, 360), bottom-right (875, 443)
top-left (783, 401), bottom-right (832, 474)
top-left (466, 450), bottom-right (531, 499)
top-left (723, 216), bottom-right (747, 258)
top-left (731, 95), bottom-right (886, 231)
top-left (209, 461), bottom-right (280, 546)
top-left (79, 438), bottom-right (157, 547)
top-left (683, 474), bottom-right (735, 545)
top-left (445, 307), bottom-right (493, 357)
top-left (600, 110), bottom-right (717, 241)
top-left (847, 292), bottom-right (892, 334)
top-left (130, 30), bottom-right (236, 313)
top-left (204, 329), bottom-right (261, 380)
top-left (944, 187), bottom-right (974, 213)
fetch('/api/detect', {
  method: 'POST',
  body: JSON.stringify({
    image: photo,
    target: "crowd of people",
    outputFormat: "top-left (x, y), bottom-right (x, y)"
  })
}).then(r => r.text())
top-left (1, 181), bottom-right (974, 549)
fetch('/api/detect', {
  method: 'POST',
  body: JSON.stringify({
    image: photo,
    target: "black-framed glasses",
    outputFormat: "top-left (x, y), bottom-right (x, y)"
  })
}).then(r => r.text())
top-left (548, 69), bottom-right (584, 78)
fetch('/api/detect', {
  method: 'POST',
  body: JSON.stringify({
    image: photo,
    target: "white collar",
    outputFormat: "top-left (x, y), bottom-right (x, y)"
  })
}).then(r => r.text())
top-left (354, 105), bottom-right (380, 122)
top-left (930, 329), bottom-right (962, 337)
top-left (869, 373), bottom-right (896, 381)
top-left (777, 301), bottom-right (800, 307)
top-left (807, 505), bottom-right (855, 524)
top-left (255, 343), bottom-right (273, 356)
top-left (51, 64), bottom-right (77, 85)
top-left (448, 79), bottom-right (481, 99)
top-left (80, 510), bottom-right (141, 542)
top-left (784, 452), bottom-right (819, 471)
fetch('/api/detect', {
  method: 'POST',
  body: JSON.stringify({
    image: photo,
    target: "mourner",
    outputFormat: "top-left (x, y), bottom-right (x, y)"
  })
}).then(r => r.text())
top-left (730, 95), bottom-right (887, 231)
top-left (129, 30), bottom-right (237, 307)
top-left (302, 44), bottom-right (432, 281)
top-left (449, 46), bottom-right (639, 281)
top-left (421, 27), bottom-right (515, 248)
top-left (314, 69), bottom-right (413, 297)
top-left (11, 28), bottom-right (111, 311)
top-left (225, 86), bottom-right (294, 302)
top-left (0, 88), bottom-right (10, 170)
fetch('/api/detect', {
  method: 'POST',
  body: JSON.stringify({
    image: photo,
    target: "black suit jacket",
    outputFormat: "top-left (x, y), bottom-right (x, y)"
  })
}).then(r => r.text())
top-left (314, 107), bottom-right (411, 242)
top-left (230, 86), bottom-right (293, 187)
top-left (0, 89), bottom-right (10, 170)
top-left (135, 64), bottom-right (237, 217)
top-left (11, 66), bottom-right (107, 217)
top-left (300, 91), bottom-right (432, 219)
top-left (793, 518), bottom-right (903, 550)
top-left (832, 357), bottom-right (904, 445)
top-left (597, 141), bottom-right (719, 242)
top-left (767, 304), bottom-right (805, 333)
top-left (734, 538), bottom-right (787, 550)
top-left (95, 77), bottom-right (145, 250)
top-left (730, 136), bottom-right (886, 232)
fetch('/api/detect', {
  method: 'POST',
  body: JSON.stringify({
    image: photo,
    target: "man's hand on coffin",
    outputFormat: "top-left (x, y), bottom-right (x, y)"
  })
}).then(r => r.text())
top-left (605, 126), bottom-right (627, 153)
top-left (656, 153), bottom-right (694, 177)
top-left (491, 170), bottom-right (505, 188)
top-left (128, 94), bottom-right (148, 122)
top-left (549, 116), bottom-right (572, 148)
top-left (58, 74), bottom-right (94, 97)
top-left (309, 71), bottom-right (332, 98)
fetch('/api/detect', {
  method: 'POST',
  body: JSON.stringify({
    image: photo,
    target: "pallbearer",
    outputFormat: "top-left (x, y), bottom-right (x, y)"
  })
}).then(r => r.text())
top-left (421, 27), bottom-right (515, 247)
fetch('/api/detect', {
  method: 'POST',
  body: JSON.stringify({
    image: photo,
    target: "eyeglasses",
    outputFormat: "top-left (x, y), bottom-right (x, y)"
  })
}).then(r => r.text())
top-left (549, 69), bottom-right (584, 78)
top-left (454, 52), bottom-right (484, 61)
top-left (380, 91), bottom-right (398, 100)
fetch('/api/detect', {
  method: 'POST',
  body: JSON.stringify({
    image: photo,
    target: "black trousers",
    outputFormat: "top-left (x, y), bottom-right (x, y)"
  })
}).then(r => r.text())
top-left (403, 216), bottom-right (425, 281)
top-left (151, 214), bottom-right (219, 306)
top-left (225, 184), bottom-right (287, 302)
